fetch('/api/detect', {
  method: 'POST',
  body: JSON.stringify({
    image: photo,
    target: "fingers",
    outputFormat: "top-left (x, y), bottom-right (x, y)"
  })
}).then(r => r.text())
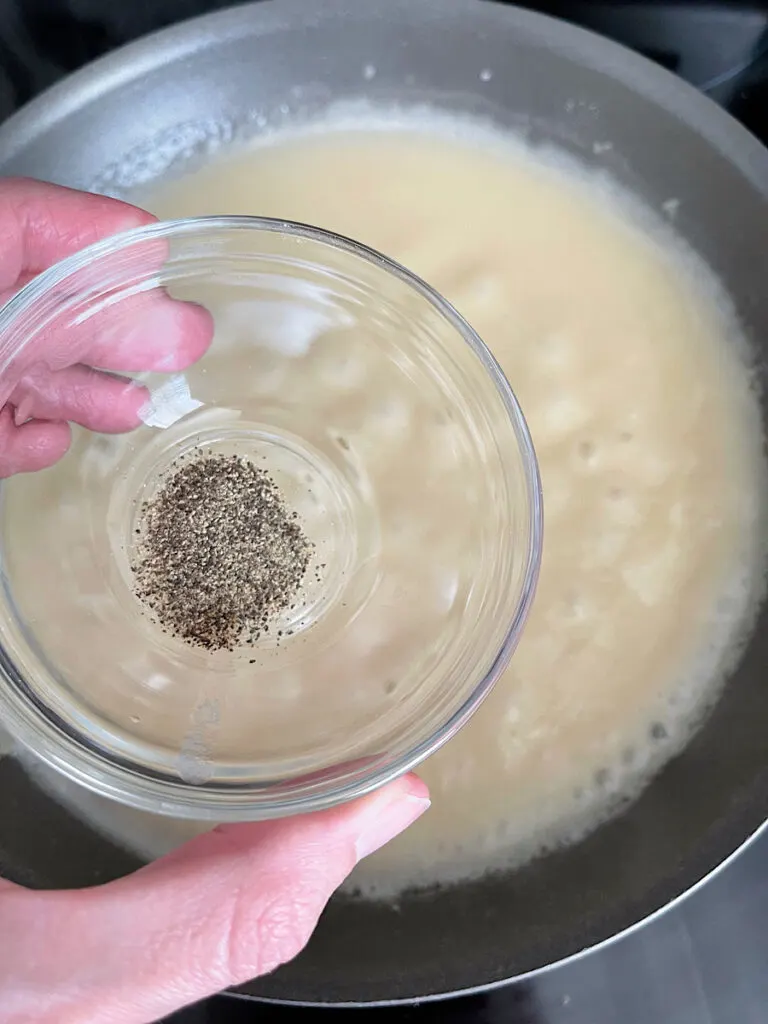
top-left (10, 233), bottom-right (214, 376)
top-left (10, 364), bottom-right (148, 434)
top-left (0, 179), bottom-right (214, 462)
top-left (0, 407), bottom-right (71, 477)
top-left (80, 292), bottom-right (214, 374)
top-left (0, 178), bottom-right (155, 292)
top-left (0, 775), bottom-right (430, 1024)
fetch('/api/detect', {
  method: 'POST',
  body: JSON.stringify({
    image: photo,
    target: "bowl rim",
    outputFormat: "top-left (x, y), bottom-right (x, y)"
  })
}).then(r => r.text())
top-left (0, 213), bottom-right (543, 820)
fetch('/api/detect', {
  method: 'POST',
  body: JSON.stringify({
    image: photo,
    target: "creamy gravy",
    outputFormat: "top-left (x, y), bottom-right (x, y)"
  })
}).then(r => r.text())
top-left (15, 115), bottom-right (766, 897)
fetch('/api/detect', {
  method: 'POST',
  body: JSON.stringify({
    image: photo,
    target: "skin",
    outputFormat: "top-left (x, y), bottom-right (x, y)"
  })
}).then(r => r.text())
top-left (0, 179), bottom-right (431, 1024)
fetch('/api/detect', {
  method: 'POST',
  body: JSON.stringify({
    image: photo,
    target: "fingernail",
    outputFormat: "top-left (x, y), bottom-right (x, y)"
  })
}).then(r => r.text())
top-left (354, 791), bottom-right (431, 863)
top-left (13, 398), bottom-right (31, 426)
top-left (118, 210), bottom-right (157, 232)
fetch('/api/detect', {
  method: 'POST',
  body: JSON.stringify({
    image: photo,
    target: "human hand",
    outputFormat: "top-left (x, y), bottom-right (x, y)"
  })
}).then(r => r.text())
top-left (1, 774), bottom-right (429, 1024)
top-left (0, 180), bottom-right (432, 1022)
top-left (0, 177), bottom-right (211, 475)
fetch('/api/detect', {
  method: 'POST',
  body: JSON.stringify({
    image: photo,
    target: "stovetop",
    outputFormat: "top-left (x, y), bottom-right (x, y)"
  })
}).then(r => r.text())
top-left (1, 2), bottom-right (767, 1022)
top-left (177, 831), bottom-right (768, 1021)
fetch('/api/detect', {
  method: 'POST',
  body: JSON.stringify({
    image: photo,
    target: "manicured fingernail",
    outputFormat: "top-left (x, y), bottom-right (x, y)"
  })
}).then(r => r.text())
top-left (354, 792), bottom-right (431, 863)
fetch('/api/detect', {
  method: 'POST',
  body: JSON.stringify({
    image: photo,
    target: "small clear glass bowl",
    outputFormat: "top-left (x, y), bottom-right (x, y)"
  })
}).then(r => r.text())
top-left (0, 217), bottom-right (542, 820)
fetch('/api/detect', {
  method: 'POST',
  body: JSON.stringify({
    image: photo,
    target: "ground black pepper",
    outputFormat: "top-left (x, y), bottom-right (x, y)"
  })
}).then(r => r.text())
top-left (131, 452), bottom-right (313, 651)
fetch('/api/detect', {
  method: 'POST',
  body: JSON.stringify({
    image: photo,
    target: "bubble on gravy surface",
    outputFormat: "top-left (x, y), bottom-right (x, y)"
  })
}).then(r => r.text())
top-left (26, 106), bottom-right (768, 899)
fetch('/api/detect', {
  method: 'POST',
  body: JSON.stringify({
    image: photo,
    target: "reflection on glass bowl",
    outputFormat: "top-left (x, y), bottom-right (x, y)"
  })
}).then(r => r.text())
top-left (0, 217), bottom-right (542, 820)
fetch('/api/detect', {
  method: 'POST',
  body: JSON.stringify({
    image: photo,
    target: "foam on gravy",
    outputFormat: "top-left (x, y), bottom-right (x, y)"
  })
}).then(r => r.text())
top-left (19, 111), bottom-right (767, 898)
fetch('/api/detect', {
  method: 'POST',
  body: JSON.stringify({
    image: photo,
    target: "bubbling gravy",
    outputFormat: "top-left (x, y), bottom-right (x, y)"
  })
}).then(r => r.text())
top-left (20, 113), bottom-right (767, 898)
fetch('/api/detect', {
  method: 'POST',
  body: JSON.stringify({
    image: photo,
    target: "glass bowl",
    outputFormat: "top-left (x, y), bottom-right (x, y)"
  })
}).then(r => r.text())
top-left (0, 216), bottom-right (542, 820)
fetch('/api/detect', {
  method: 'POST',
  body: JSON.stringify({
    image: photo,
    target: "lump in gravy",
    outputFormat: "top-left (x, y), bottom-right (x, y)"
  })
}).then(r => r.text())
top-left (22, 114), bottom-right (767, 898)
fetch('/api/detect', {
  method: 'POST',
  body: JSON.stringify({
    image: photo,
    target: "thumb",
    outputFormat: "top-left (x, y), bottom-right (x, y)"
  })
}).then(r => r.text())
top-left (0, 774), bottom-right (429, 1024)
